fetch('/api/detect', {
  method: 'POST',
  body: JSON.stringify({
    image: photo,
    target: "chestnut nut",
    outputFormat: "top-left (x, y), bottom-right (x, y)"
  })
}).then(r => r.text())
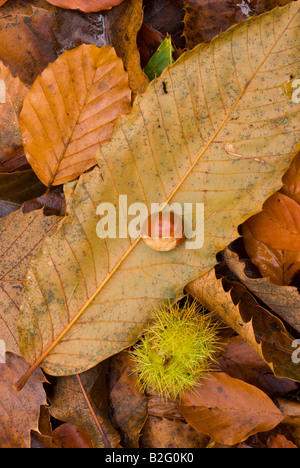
top-left (141, 211), bottom-right (185, 252)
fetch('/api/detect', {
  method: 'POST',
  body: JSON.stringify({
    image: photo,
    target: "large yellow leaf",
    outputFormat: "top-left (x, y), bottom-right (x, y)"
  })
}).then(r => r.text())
top-left (20, 45), bottom-right (131, 187)
top-left (16, 2), bottom-right (300, 388)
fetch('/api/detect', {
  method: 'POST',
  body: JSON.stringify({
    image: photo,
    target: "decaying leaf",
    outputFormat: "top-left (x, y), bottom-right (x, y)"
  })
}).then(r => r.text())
top-left (20, 44), bottom-right (131, 187)
top-left (45, 0), bottom-right (125, 12)
top-left (179, 372), bottom-right (284, 446)
top-left (0, 209), bottom-right (60, 355)
top-left (0, 1), bottom-right (58, 87)
top-left (243, 192), bottom-right (300, 252)
top-left (16, 2), bottom-right (300, 388)
top-left (223, 241), bottom-right (300, 332)
top-left (108, 351), bottom-right (148, 448)
top-left (48, 363), bottom-right (120, 448)
top-left (0, 63), bottom-right (28, 172)
top-left (186, 268), bottom-right (300, 382)
top-left (0, 353), bottom-right (47, 448)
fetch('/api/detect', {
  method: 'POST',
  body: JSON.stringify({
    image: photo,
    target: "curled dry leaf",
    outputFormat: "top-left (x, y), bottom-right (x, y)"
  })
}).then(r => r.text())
top-left (20, 44), bottom-right (131, 187)
top-left (0, 209), bottom-right (60, 355)
top-left (16, 3), bottom-right (300, 387)
top-left (223, 242), bottom-right (300, 333)
top-left (0, 353), bottom-right (47, 448)
top-left (0, 63), bottom-right (28, 172)
top-left (186, 268), bottom-right (300, 382)
top-left (45, 0), bottom-right (125, 12)
top-left (179, 372), bottom-right (284, 446)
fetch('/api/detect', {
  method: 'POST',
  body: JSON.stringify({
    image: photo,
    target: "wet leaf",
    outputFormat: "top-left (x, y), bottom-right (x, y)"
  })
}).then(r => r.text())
top-left (179, 372), bottom-right (284, 446)
top-left (20, 44), bottom-right (131, 187)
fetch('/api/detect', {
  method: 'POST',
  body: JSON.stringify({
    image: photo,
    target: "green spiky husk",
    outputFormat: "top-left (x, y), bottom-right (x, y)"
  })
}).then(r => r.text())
top-left (130, 300), bottom-right (222, 400)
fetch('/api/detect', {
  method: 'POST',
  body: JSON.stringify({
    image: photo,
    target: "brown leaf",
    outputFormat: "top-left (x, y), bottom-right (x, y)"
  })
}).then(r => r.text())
top-left (0, 353), bottom-right (47, 448)
top-left (0, 209), bottom-right (60, 355)
top-left (186, 269), bottom-right (300, 383)
top-left (243, 192), bottom-right (300, 251)
top-left (0, 170), bottom-right (45, 205)
top-left (45, 0), bottom-right (125, 12)
top-left (108, 351), bottom-right (148, 448)
top-left (22, 192), bottom-right (66, 217)
top-left (242, 222), bottom-right (300, 286)
top-left (268, 434), bottom-right (297, 448)
top-left (107, 0), bottom-right (149, 94)
top-left (223, 241), bottom-right (300, 333)
top-left (143, 0), bottom-right (185, 49)
top-left (218, 336), bottom-right (298, 397)
top-left (137, 22), bottom-right (164, 69)
top-left (183, 0), bottom-right (292, 48)
top-left (0, 1), bottom-right (58, 87)
top-left (48, 363), bottom-right (120, 448)
top-left (52, 423), bottom-right (94, 448)
top-left (179, 372), bottom-right (284, 446)
top-left (20, 44), bottom-right (131, 187)
top-left (0, 63), bottom-right (28, 171)
top-left (140, 416), bottom-right (209, 448)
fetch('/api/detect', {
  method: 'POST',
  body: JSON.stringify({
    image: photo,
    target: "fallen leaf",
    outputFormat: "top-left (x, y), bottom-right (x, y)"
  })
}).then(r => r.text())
top-left (48, 363), bottom-right (120, 448)
top-left (0, 353), bottom-right (47, 448)
top-left (0, 171), bottom-right (45, 206)
top-left (0, 63), bottom-right (28, 172)
top-left (45, 0), bottom-right (125, 12)
top-left (0, 1), bottom-right (58, 87)
top-left (281, 151), bottom-right (300, 204)
top-left (0, 0), bottom-right (8, 5)
top-left (22, 192), bottom-right (66, 217)
top-left (218, 335), bottom-right (298, 397)
top-left (183, 0), bottom-right (293, 48)
top-left (143, 0), bottom-right (185, 49)
top-left (20, 44), bottom-right (131, 187)
top-left (106, 0), bottom-right (149, 95)
top-left (179, 372), bottom-right (284, 446)
top-left (108, 351), bottom-right (148, 448)
top-left (144, 36), bottom-right (174, 81)
top-left (267, 433), bottom-right (297, 448)
top-left (186, 268), bottom-right (300, 382)
top-left (0, 209), bottom-right (60, 354)
top-left (223, 241), bottom-right (300, 332)
top-left (139, 416), bottom-right (209, 448)
top-left (137, 22), bottom-right (164, 69)
top-left (243, 192), bottom-right (300, 251)
top-left (242, 222), bottom-right (300, 286)
top-left (16, 2), bottom-right (300, 386)
top-left (52, 423), bottom-right (94, 448)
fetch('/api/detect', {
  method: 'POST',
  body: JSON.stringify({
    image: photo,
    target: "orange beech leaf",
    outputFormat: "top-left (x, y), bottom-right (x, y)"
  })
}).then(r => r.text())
top-left (244, 192), bottom-right (300, 251)
top-left (281, 151), bottom-right (300, 204)
top-left (268, 434), bottom-right (297, 448)
top-left (20, 44), bottom-right (131, 187)
top-left (0, 1), bottom-right (8, 5)
top-left (179, 372), bottom-right (284, 446)
top-left (45, 0), bottom-right (125, 12)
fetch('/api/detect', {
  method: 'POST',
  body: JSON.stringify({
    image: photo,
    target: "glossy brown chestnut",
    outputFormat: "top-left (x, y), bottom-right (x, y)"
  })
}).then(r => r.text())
top-left (141, 211), bottom-right (185, 252)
